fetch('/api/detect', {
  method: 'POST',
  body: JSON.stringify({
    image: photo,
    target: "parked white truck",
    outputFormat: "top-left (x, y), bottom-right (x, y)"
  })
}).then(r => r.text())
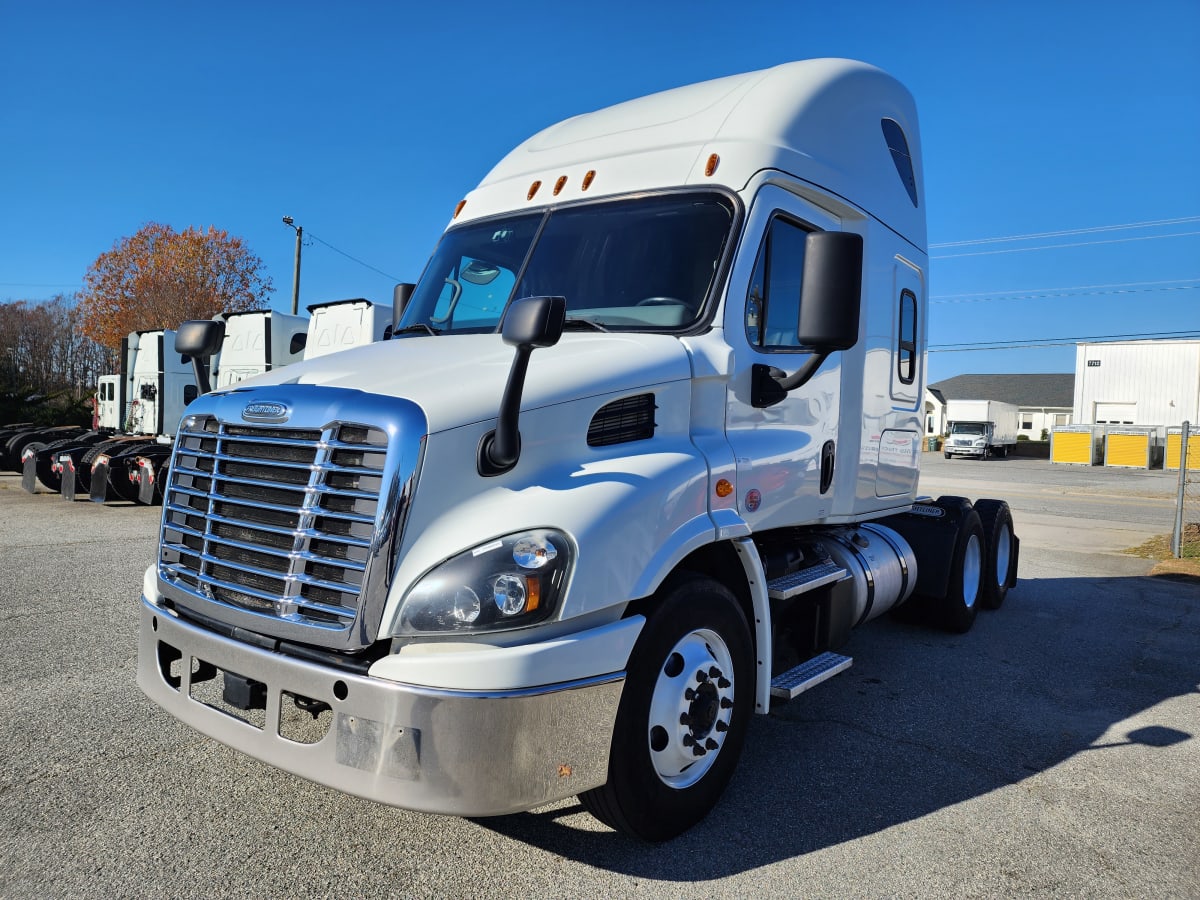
top-left (304, 298), bottom-right (394, 360)
top-left (138, 59), bottom-right (1018, 841)
top-left (943, 399), bottom-right (1019, 459)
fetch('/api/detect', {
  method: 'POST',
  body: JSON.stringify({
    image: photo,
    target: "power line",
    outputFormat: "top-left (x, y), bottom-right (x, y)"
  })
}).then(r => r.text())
top-left (930, 215), bottom-right (1200, 249)
top-left (929, 329), bottom-right (1200, 353)
top-left (932, 276), bottom-right (1200, 301)
top-left (306, 231), bottom-right (402, 282)
top-left (931, 282), bottom-right (1200, 305)
top-left (932, 229), bottom-right (1200, 260)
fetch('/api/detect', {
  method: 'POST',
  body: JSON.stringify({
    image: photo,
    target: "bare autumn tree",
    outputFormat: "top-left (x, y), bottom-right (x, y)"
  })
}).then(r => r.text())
top-left (78, 222), bottom-right (273, 348)
top-left (0, 294), bottom-right (115, 423)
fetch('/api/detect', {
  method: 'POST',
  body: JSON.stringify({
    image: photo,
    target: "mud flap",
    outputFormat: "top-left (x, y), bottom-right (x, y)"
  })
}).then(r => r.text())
top-left (136, 458), bottom-right (157, 505)
top-left (20, 452), bottom-right (38, 493)
top-left (61, 456), bottom-right (78, 501)
top-left (89, 458), bottom-right (111, 503)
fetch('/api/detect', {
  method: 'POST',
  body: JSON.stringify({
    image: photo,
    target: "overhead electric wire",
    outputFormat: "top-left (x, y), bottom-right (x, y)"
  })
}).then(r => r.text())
top-left (929, 215), bottom-right (1200, 249)
top-left (306, 231), bottom-right (402, 282)
top-left (931, 280), bottom-right (1200, 305)
top-left (932, 229), bottom-right (1200, 260)
top-left (929, 328), bottom-right (1200, 353)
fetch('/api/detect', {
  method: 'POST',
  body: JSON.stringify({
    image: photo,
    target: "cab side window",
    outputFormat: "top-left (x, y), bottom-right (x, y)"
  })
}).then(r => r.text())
top-left (898, 289), bottom-right (917, 384)
top-left (745, 216), bottom-right (811, 350)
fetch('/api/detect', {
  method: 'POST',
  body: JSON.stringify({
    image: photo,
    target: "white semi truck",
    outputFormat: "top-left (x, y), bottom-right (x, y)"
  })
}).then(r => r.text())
top-left (304, 298), bottom-right (394, 360)
top-left (138, 59), bottom-right (1019, 841)
top-left (943, 399), bottom-right (1020, 459)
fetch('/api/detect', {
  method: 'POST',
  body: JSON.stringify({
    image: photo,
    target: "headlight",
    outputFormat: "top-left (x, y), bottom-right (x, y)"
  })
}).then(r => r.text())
top-left (395, 530), bottom-right (571, 635)
top-left (974, 439), bottom-right (986, 447)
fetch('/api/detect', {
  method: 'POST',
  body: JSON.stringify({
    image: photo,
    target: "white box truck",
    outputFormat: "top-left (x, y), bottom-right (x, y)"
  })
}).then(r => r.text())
top-left (943, 399), bottom-right (1020, 459)
top-left (138, 59), bottom-right (1019, 841)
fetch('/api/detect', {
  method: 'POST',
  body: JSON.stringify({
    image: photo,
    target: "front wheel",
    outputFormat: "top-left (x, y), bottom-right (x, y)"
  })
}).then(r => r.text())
top-left (579, 573), bottom-right (753, 842)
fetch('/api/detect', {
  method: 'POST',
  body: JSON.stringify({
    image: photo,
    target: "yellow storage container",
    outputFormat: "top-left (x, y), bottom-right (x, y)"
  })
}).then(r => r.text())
top-left (1051, 429), bottom-right (1095, 465)
top-left (1104, 430), bottom-right (1152, 469)
top-left (1165, 430), bottom-right (1200, 471)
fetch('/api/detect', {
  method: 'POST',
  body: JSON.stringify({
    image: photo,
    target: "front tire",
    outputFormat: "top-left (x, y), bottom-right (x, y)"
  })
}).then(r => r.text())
top-left (580, 573), bottom-right (753, 842)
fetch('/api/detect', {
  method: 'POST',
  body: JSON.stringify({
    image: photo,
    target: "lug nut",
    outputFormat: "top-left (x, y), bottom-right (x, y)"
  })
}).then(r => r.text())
top-left (720, 697), bottom-right (734, 709)
top-left (715, 720), bottom-right (729, 732)
top-left (682, 734), bottom-right (695, 746)
top-left (717, 677), bottom-right (731, 688)
top-left (696, 670), bottom-right (709, 683)
top-left (684, 688), bottom-right (696, 701)
top-left (705, 738), bottom-right (719, 750)
top-left (693, 745), bottom-right (707, 757)
top-left (679, 713), bottom-right (692, 726)
top-left (709, 666), bottom-right (722, 678)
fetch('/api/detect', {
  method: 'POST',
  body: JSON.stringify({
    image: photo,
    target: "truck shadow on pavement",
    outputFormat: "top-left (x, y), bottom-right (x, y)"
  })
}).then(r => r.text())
top-left (477, 573), bottom-right (1199, 878)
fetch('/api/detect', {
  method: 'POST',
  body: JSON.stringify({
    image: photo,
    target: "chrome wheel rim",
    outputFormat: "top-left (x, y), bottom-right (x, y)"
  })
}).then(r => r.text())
top-left (963, 534), bottom-right (982, 608)
top-left (647, 628), bottom-right (735, 788)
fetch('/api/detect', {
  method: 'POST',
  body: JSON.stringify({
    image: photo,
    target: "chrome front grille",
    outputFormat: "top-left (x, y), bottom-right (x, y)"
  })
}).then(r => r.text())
top-left (159, 412), bottom-right (397, 647)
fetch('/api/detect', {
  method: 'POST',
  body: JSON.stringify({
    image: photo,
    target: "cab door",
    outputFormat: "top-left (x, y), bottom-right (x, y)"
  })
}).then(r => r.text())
top-left (723, 186), bottom-right (844, 530)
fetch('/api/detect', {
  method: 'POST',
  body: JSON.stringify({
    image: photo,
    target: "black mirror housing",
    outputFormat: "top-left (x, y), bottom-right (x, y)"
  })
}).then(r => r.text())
top-left (175, 320), bottom-right (226, 358)
top-left (392, 283), bottom-right (416, 335)
top-left (175, 320), bottom-right (226, 396)
top-left (501, 295), bottom-right (566, 348)
top-left (797, 231), bottom-right (863, 350)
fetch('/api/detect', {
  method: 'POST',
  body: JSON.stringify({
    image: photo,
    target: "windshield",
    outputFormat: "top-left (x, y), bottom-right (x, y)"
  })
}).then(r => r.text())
top-left (950, 422), bottom-right (989, 435)
top-left (396, 193), bottom-right (735, 335)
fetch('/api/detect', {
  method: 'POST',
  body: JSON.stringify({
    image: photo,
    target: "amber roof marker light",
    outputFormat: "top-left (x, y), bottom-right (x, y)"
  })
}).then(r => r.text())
top-left (581, 170), bottom-right (596, 191)
top-left (527, 180), bottom-right (542, 200)
top-left (705, 154), bottom-right (720, 177)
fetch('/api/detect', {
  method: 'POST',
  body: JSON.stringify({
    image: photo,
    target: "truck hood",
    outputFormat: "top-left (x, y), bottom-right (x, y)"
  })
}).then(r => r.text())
top-left (219, 332), bottom-right (694, 434)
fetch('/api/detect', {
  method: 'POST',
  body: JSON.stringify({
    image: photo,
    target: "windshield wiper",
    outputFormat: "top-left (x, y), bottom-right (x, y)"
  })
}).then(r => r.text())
top-left (394, 323), bottom-right (442, 336)
top-left (562, 317), bottom-right (609, 332)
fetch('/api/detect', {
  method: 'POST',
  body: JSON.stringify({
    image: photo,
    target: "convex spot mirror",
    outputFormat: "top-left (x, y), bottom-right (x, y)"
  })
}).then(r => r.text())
top-left (797, 231), bottom-right (863, 351)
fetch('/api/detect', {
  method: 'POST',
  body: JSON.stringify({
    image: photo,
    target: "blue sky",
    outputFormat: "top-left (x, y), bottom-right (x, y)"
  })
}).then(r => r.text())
top-left (2, 1), bottom-right (1197, 384)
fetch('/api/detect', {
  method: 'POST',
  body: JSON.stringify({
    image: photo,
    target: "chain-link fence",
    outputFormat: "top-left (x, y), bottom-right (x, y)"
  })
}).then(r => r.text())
top-left (1171, 422), bottom-right (1198, 559)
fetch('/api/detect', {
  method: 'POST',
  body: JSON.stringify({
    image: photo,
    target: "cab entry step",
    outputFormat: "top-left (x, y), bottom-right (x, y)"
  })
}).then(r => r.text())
top-left (770, 651), bottom-right (853, 700)
top-left (767, 561), bottom-right (847, 599)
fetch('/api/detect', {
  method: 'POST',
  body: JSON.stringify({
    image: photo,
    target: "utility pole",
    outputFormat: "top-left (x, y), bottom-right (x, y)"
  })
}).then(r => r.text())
top-left (282, 216), bottom-right (302, 315)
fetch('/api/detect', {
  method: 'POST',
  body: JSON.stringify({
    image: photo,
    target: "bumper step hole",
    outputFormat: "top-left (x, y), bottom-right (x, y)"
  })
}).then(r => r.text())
top-left (279, 691), bottom-right (333, 745)
top-left (189, 662), bottom-right (267, 730)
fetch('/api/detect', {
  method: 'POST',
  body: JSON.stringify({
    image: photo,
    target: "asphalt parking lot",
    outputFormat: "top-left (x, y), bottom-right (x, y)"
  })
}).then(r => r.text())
top-left (1, 460), bottom-right (1197, 898)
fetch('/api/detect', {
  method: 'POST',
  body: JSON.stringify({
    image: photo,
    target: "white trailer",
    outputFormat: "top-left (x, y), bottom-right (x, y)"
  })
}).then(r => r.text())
top-left (943, 399), bottom-right (1019, 459)
top-left (304, 298), bottom-right (394, 359)
top-left (137, 60), bottom-right (1018, 841)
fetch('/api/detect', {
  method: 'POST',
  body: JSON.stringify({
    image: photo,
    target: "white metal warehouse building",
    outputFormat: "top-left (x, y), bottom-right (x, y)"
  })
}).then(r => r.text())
top-left (1074, 339), bottom-right (1200, 427)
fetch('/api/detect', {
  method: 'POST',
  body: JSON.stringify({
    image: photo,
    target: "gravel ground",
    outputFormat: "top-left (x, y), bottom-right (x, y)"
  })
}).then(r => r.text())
top-left (1, 465), bottom-right (1197, 898)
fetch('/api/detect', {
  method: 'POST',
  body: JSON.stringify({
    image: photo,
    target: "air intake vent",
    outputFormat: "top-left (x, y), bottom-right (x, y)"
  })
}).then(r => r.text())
top-left (588, 393), bottom-right (656, 447)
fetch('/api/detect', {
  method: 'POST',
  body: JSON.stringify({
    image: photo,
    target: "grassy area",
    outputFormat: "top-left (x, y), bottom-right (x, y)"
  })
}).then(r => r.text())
top-left (1126, 533), bottom-right (1200, 560)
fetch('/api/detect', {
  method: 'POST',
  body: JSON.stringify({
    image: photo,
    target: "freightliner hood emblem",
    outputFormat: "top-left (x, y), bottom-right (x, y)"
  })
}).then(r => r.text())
top-left (241, 400), bottom-right (290, 423)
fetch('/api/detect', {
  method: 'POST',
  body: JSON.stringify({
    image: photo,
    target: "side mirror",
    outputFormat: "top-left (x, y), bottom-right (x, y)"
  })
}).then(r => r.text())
top-left (392, 282), bottom-right (416, 335)
top-left (175, 319), bottom-right (226, 395)
top-left (501, 294), bottom-right (566, 348)
top-left (479, 296), bottom-right (566, 475)
top-left (797, 231), bottom-right (863, 349)
top-left (752, 231), bottom-right (863, 408)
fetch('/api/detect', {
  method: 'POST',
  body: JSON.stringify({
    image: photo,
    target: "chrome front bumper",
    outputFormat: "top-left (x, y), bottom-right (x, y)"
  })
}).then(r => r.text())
top-left (137, 596), bottom-right (624, 816)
